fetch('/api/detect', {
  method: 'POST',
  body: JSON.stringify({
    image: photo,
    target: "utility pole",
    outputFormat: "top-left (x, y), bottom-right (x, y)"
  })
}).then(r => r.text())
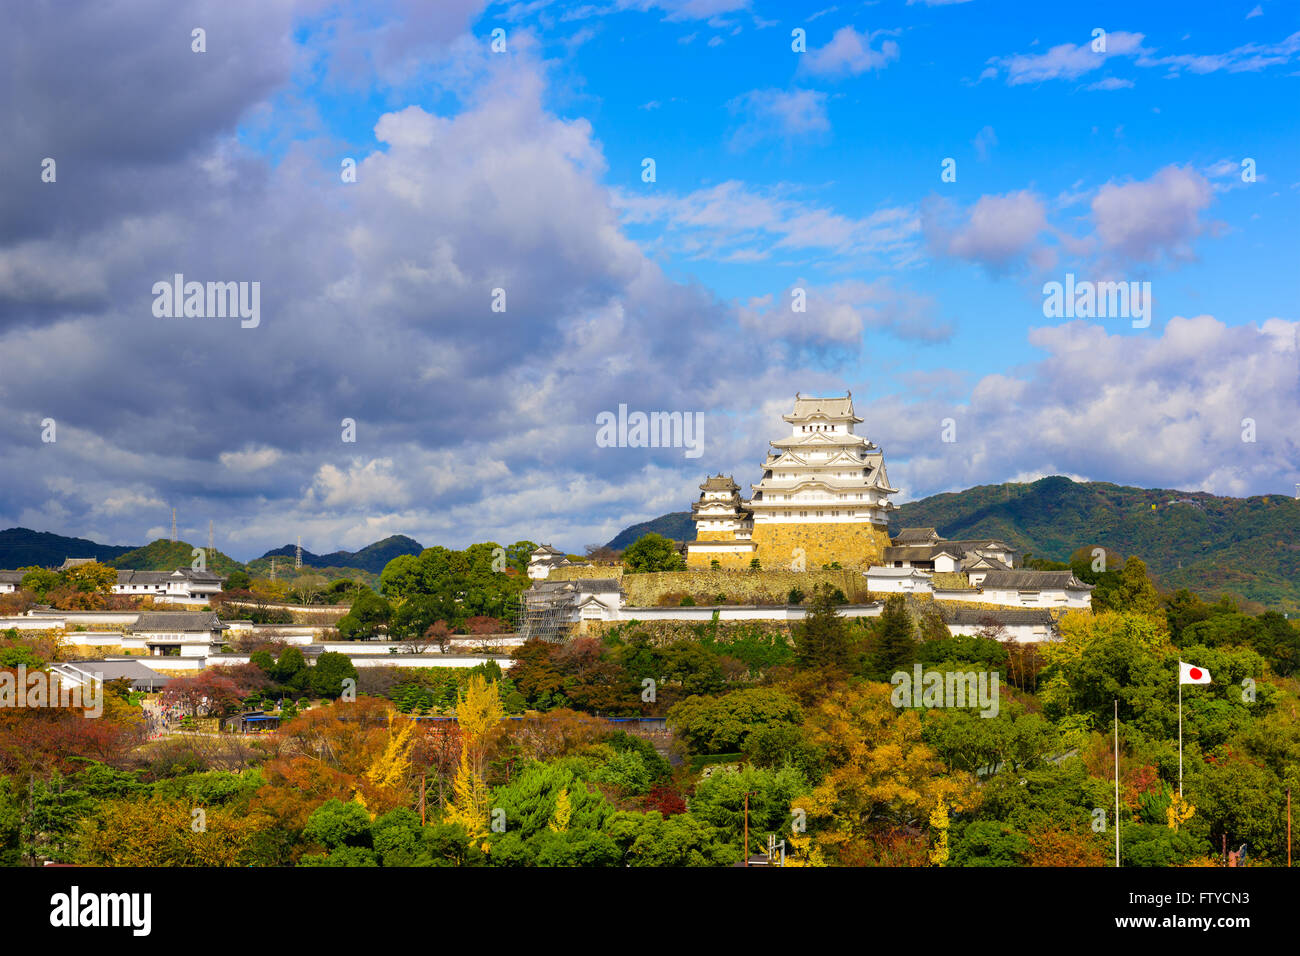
top-left (1114, 698), bottom-right (1120, 868)
top-left (743, 791), bottom-right (750, 867)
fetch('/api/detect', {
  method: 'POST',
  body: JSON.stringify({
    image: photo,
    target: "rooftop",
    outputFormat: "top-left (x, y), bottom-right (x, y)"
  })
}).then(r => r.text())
top-left (894, 527), bottom-right (940, 545)
top-left (938, 607), bottom-right (1056, 626)
top-left (977, 570), bottom-right (1092, 590)
top-left (131, 610), bottom-right (227, 633)
top-left (782, 392), bottom-right (862, 424)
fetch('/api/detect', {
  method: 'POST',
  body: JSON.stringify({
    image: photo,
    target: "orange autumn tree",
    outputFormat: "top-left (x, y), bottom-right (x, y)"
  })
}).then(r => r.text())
top-left (250, 697), bottom-right (416, 858)
top-left (791, 682), bottom-right (979, 866)
top-left (1024, 824), bottom-right (1109, 867)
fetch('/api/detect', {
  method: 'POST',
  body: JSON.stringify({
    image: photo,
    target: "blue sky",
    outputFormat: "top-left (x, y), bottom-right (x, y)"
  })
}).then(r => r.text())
top-left (1, 0), bottom-right (1297, 559)
top-left (274, 0), bottom-right (1299, 389)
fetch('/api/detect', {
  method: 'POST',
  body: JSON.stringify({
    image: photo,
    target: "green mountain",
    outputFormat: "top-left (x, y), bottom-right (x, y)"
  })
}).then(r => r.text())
top-left (891, 476), bottom-right (1300, 612)
top-left (606, 477), bottom-right (1300, 612)
top-left (255, 534), bottom-right (424, 574)
top-left (110, 539), bottom-right (245, 576)
top-left (606, 513), bottom-right (693, 550)
top-left (0, 528), bottom-right (136, 568)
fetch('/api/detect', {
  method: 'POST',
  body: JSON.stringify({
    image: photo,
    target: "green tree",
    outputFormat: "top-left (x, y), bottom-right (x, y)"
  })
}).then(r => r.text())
top-left (688, 764), bottom-right (808, 852)
top-left (223, 569), bottom-right (252, 591)
top-left (606, 811), bottom-right (737, 867)
top-left (59, 561), bottom-right (118, 593)
top-left (310, 652), bottom-right (360, 698)
top-left (861, 594), bottom-right (915, 680)
top-left (792, 585), bottom-right (854, 673)
top-left (1115, 556), bottom-right (1161, 615)
top-left (337, 589), bottom-right (393, 640)
top-left (621, 533), bottom-right (686, 573)
top-left (505, 540), bottom-right (538, 575)
top-left (18, 567), bottom-right (60, 600)
top-left (667, 688), bottom-right (803, 755)
top-left (271, 645), bottom-right (307, 684)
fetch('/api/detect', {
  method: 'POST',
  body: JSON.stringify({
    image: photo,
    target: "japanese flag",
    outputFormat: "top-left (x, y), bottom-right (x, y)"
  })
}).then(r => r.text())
top-left (1179, 661), bottom-right (1211, 684)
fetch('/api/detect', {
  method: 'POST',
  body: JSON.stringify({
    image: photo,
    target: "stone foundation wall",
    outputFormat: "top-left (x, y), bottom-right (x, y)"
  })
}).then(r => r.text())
top-left (749, 521), bottom-right (892, 570)
top-left (586, 618), bottom-right (795, 643)
top-left (619, 568), bottom-right (869, 605)
top-left (686, 547), bottom-right (756, 570)
top-left (550, 566), bottom-right (626, 582)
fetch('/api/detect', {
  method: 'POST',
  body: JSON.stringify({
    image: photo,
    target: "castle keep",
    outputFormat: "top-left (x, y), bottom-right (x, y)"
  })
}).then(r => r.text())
top-left (686, 393), bottom-right (896, 570)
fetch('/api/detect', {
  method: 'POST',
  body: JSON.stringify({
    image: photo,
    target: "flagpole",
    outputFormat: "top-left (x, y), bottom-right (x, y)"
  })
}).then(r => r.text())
top-left (1178, 677), bottom-right (1183, 798)
top-left (1114, 698), bottom-right (1120, 868)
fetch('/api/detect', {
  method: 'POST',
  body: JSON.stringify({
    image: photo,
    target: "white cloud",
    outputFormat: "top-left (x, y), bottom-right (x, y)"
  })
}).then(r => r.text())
top-left (737, 278), bottom-right (952, 346)
top-left (726, 88), bottom-right (830, 150)
top-left (1090, 165), bottom-right (1215, 263)
top-left (304, 459), bottom-right (410, 509)
top-left (987, 31), bottom-right (1147, 85)
top-left (872, 316), bottom-right (1300, 499)
top-left (923, 190), bottom-right (1050, 273)
top-left (219, 446), bottom-right (283, 472)
top-left (1085, 77), bottom-right (1134, 91)
top-left (614, 180), bottom-right (919, 265)
top-left (802, 26), bottom-right (900, 78)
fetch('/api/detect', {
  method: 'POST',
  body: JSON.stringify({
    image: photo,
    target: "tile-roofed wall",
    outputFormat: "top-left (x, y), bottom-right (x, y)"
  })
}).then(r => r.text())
top-left (978, 570), bottom-right (1090, 590)
top-left (939, 606), bottom-right (1056, 625)
top-left (130, 610), bottom-right (225, 632)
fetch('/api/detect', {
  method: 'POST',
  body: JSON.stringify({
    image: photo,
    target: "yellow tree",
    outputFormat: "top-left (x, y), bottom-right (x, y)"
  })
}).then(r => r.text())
top-left (443, 675), bottom-right (504, 838)
top-left (364, 711), bottom-right (416, 792)
top-left (549, 787), bottom-right (572, 832)
top-left (793, 683), bottom-right (978, 864)
top-left (1166, 793), bottom-right (1195, 832)
top-left (928, 798), bottom-right (950, 867)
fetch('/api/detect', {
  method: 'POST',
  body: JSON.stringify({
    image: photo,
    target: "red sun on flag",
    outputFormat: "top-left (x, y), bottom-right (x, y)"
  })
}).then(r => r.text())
top-left (1179, 661), bottom-right (1212, 684)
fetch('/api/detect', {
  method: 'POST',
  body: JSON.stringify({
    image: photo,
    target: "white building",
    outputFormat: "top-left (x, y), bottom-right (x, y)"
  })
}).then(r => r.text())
top-left (865, 566), bottom-right (935, 593)
top-left (749, 393), bottom-right (898, 528)
top-left (974, 570), bottom-right (1093, 608)
top-left (0, 565), bottom-right (224, 604)
top-left (527, 544), bottom-right (571, 581)
top-left (879, 545), bottom-right (963, 573)
top-left (883, 528), bottom-right (1018, 574)
top-left (940, 607), bottom-right (1058, 644)
top-left (686, 475), bottom-right (757, 567)
top-left (113, 568), bottom-right (224, 605)
top-left (130, 610), bottom-right (229, 659)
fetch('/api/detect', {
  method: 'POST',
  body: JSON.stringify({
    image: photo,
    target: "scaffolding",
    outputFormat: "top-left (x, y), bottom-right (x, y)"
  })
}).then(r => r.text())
top-left (516, 583), bottom-right (576, 643)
